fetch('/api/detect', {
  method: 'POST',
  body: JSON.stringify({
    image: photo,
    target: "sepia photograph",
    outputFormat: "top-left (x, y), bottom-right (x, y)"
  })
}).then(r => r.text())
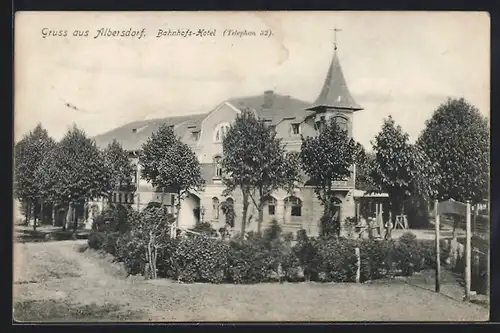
top-left (13, 11), bottom-right (490, 322)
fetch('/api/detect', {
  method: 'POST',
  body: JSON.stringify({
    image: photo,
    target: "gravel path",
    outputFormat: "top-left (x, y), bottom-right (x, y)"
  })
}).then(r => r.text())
top-left (13, 240), bottom-right (489, 322)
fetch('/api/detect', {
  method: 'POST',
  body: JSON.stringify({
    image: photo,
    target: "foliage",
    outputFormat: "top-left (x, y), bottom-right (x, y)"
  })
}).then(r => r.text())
top-left (189, 222), bottom-right (218, 237)
top-left (293, 229), bottom-right (318, 281)
top-left (139, 124), bottom-right (205, 226)
top-left (358, 238), bottom-right (394, 281)
top-left (226, 235), bottom-right (278, 283)
top-left (87, 231), bottom-right (120, 256)
top-left (313, 237), bottom-right (358, 282)
top-left (172, 235), bottom-right (230, 283)
top-left (370, 116), bottom-right (440, 225)
top-left (417, 98), bottom-right (489, 205)
top-left (103, 139), bottom-right (135, 192)
top-left (222, 109), bottom-right (301, 234)
top-left (14, 124), bottom-right (56, 228)
top-left (219, 199), bottom-right (235, 227)
top-left (92, 204), bottom-right (131, 233)
top-left (300, 117), bottom-right (357, 236)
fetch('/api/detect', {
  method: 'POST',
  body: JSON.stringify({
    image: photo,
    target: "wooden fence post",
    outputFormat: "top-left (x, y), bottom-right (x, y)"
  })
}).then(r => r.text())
top-left (355, 247), bottom-right (361, 283)
top-left (465, 201), bottom-right (472, 300)
top-left (435, 199), bottom-right (441, 293)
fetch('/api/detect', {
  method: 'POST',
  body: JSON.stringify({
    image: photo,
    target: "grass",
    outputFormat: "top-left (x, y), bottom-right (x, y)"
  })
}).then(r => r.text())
top-left (14, 300), bottom-right (144, 322)
top-left (13, 240), bottom-right (489, 322)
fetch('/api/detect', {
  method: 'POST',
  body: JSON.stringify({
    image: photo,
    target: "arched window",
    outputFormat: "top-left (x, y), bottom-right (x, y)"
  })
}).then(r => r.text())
top-left (214, 123), bottom-right (231, 143)
top-left (284, 196), bottom-right (302, 217)
top-left (214, 155), bottom-right (223, 178)
top-left (334, 116), bottom-right (348, 132)
top-left (265, 196), bottom-right (277, 216)
top-left (212, 197), bottom-right (220, 219)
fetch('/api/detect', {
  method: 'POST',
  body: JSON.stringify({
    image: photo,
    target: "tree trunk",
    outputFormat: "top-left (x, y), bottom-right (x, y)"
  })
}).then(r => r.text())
top-left (51, 204), bottom-right (56, 226)
top-left (257, 205), bottom-right (264, 234)
top-left (241, 189), bottom-right (249, 235)
top-left (40, 198), bottom-right (45, 226)
top-left (72, 203), bottom-right (78, 233)
top-left (33, 200), bottom-right (37, 232)
top-left (24, 201), bottom-right (30, 225)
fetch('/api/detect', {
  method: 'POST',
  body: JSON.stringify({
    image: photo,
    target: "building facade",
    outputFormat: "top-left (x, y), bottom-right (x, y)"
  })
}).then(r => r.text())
top-left (90, 47), bottom-right (365, 235)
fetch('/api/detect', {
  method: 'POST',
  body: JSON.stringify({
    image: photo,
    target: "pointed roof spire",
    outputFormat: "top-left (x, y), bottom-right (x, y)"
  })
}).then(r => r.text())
top-left (307, 29), bottom-right (363, 112)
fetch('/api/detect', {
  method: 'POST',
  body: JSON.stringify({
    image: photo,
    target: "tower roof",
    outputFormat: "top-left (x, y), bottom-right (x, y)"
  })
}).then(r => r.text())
top-left (307, 51), bottom-right (363, 112)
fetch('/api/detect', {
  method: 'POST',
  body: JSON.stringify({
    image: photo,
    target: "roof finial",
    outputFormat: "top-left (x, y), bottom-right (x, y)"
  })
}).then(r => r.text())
top-left (332, 26), bottom-right (342, 51)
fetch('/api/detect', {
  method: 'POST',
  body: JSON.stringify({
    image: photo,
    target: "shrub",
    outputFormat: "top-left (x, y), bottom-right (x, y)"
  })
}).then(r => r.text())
top-left (359, 239), bottom-right (394, 281)
top-left (189, 222), bottom-right (218, 237)
top-left (393, 232), bottom-right (422, 276)
top-left (172, 235), bottom-right (229, 283)
top-left (226, 235), bottom-right (279, 283)
top-left (293, 229), bottom-right (317, 281)
top-left (92, 204), bottom-right (130, 233)
top-left (314, 236), bottom-right (358, 282)
top-left (87, 231), bottom-right (120, 256)
top-left (114, 232), bottom-right (144, 276)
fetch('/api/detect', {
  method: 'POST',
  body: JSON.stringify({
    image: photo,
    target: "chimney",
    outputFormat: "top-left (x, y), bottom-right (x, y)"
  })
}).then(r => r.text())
top-left (263, 90), bottom-right (275, 109)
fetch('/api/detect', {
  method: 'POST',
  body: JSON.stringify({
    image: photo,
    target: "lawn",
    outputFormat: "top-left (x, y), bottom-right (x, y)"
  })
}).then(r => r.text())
top-left (13, 240), bottom-right (489, 322)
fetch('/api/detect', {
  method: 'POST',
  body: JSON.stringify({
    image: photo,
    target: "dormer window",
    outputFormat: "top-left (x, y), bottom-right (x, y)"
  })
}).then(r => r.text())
top-left (191, 131), bottom-right (200, 141)
top-left (291, 123), bottom-right (301, 135)
top-left (214, 123), bottom-right (230, 143)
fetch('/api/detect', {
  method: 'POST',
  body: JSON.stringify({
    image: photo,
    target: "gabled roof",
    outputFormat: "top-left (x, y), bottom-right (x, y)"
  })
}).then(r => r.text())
top-left (228, 92), bottom-right (314, 125)
top-left (94, 113), bottom-right (207, 151)
top-left (307, 51), bottom-right (363, 112)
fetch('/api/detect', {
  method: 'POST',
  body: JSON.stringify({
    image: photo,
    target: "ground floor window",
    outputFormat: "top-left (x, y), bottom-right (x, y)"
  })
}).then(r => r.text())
top-left (266, 196), bottom-right (277, 215)
top-left (212, 197), bottom-right (220, 219)
top-left (285, 196), bottom-right (302, 217)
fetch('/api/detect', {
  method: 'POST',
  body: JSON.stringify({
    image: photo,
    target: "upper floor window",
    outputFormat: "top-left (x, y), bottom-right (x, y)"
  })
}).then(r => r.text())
top-left (334, 116), bottom-right (348, 132)
top-left (214, 123), bottom-right (231, 143)
top-left (291, 123), bottom-right (301, 135)
top-left (269, 125), bottom-right (276, 134)
top-left (214, 155), bottom-right (223, 178)
top-left (191, 131), bottom-right (200, 141)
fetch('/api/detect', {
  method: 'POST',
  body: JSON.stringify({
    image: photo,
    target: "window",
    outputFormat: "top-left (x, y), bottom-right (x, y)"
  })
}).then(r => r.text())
top-left (118, 193), bottom-right (122, 203)
top-left (291, 123), bottom-right (300, 135)
top-left (214, 155), bottom-right (223, 178)
top-left (269, 125), bottom-right (276, 133)
top-left (212, 197), bottom-right (220, 219)
top-left (334, 116), bottom-right (348, 132)
top-left (266, 196), bottom-right (277, 215)
top-left (170, 194), bottom-right (175, 206)
top-left (285, 196), bottom-right (302, 217)
top-left (113, 193), bottom-right (117, 203)
top-left (214, 123), bottom-right (230, 143)
top-left (191, 131), bottom-right (200, 141)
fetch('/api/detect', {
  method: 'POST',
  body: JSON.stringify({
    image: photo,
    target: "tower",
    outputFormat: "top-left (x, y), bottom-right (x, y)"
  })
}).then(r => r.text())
top-left (306, 29), bottom-right (363, 136)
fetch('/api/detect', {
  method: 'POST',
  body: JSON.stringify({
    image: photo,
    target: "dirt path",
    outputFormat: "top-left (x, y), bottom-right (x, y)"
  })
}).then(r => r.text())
top-left (13, 240), bottom-right (489, 322)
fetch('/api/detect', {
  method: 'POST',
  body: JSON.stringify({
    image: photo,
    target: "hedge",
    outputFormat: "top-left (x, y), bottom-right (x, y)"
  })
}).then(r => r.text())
top-left (89, 227), bottom-right (448, 284)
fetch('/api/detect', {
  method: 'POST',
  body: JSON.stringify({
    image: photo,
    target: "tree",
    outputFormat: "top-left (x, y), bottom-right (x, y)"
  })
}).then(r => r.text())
top-left (14, 124), bottom-right (56, 230)
top-left (370, 116), bottom-right (440, 236)
top-left (51, 125), bottom-right (111, 231)
top-left (139, 124), bottom-right (205, 228)
top-left (300, 117), bottom-right (357, 236)
top-left (417, 98), bottom-right (489, 237)
top-left (33, 139), bottom-right (59, 225)
top-left (103, 139), bottom-right (135, 198)
top-left (221, 109), bottom-right (301, 234)
top-left (354, 143), bottom-right (377, 193)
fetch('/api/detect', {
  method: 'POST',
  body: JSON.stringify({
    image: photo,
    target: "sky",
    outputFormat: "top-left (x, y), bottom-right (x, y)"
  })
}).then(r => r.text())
top-left (14, 11), bottom-right (490, 149)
